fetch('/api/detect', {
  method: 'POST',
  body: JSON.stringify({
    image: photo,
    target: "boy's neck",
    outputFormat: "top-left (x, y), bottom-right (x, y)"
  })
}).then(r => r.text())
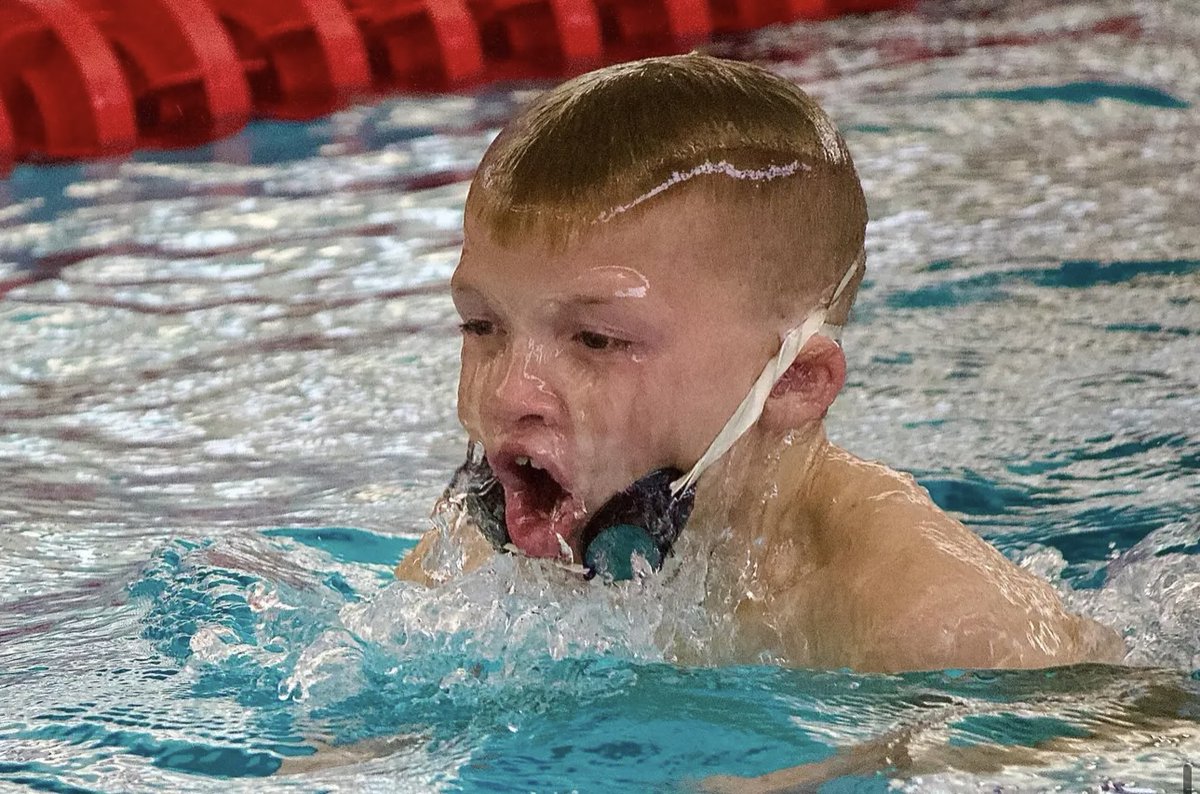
top-left (690, 421), bottom-right (831, 550)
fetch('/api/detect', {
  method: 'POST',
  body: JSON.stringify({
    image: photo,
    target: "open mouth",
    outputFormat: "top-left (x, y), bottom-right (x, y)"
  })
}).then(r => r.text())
top-left (489, 451), bottom-right (586, 559)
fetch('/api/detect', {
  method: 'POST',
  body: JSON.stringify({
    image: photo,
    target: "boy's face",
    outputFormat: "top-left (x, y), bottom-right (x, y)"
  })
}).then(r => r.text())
top-left (451, 194), bottom-right (777, 560)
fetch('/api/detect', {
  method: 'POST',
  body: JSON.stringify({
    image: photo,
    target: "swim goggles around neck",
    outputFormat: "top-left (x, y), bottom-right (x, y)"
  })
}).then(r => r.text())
top-left (448, 252), bottom-right (863, 581)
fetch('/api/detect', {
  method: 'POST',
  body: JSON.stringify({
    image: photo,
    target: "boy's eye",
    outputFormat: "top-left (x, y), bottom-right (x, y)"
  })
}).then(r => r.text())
top-left (459, 319), bottom-right (495, 336)
top-left (574, 330), bottom-right (631, 352)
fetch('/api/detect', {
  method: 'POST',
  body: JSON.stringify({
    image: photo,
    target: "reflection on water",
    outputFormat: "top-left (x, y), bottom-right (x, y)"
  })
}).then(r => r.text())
top-left (1, 0), bottom-right (1198, 790)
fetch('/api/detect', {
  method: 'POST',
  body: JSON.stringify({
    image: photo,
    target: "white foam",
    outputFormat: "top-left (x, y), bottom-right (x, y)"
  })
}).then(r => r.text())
top-left (1058, 520), bottom-right (1200, 670)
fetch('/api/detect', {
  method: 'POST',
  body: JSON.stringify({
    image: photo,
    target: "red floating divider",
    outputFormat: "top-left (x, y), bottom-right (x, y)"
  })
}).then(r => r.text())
top-left (594, 0), bottom-right (712, 58)
top-left (710, 0), bottom-right (832, 32)
top-left (207, 0), bottom-right (372, 119)
top-left (346, 0), bottom-right (486, 90)
top-left (790, 0), bottom-right (834, 19)
top-left (73, 0), bottom-right (252, 148)
top-left (0, 0), bottom-right (137, 162)
top-left (0, 0), bottom-right (915, 171)
top-left (469, 0), bottom-right (604, 77)
top-left (0, 96), bottom-right (12, 174)
top-left (830, 0), bottom-right (915, 12)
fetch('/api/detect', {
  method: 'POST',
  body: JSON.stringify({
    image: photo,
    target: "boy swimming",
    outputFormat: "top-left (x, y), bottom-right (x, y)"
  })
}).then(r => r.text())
top-left (395, 53), bottom-right (1125, 673)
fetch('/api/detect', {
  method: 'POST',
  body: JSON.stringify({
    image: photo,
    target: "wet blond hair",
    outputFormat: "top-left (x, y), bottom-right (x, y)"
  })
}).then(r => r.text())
top-left (467, 53), bottom-right (868, 321)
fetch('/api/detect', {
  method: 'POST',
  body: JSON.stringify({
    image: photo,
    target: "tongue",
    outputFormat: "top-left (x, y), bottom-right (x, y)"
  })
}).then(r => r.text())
top-left (504, 469), bottom-right (583, 559)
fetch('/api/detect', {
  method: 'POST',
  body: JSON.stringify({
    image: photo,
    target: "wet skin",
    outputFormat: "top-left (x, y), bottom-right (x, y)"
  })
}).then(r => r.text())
top-left (448, 193), bottom-right (777, 561)
top-left (397, 190), bottom-right (1126, 672)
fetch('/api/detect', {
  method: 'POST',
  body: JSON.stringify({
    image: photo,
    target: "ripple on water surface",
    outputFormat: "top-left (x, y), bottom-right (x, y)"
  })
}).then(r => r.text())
top-left (2, 0), bottom-right (1200, 790)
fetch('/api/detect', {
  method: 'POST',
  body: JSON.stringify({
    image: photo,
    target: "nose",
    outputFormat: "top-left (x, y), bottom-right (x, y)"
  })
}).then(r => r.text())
top-left (484, 336), bottom-right (563, 429)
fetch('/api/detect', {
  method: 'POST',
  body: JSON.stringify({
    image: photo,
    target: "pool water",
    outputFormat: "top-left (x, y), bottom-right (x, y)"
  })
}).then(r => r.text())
top-left (2, 0), bottom-right (1199, 791)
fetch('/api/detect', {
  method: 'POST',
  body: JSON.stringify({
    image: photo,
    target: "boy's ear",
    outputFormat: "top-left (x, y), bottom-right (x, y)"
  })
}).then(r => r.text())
top-left (761, 335), bottom-right (846, 432)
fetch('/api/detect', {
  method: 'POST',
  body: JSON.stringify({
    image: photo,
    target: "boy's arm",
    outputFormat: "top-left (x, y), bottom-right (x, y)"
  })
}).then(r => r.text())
top-left (394, 507), bottom-right (497, 586)
top-left (394, 528), bottom-right (447, 587)
top-left (701, 670), bottom-right (1186, 793)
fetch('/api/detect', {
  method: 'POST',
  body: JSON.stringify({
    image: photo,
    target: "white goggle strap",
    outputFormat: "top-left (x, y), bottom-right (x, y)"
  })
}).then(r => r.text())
top-left (670, 252), bottom-right (863, 496)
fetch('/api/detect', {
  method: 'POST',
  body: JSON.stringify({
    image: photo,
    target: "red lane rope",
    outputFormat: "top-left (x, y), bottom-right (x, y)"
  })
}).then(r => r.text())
top-left (0, 0), bottom-right (912, 172)
top-left (0, 75), bottom-right (13, 173)
top-left (0, 0), bottom-right (139, 162)
top-left (206, 0), bottom-right (372, 119)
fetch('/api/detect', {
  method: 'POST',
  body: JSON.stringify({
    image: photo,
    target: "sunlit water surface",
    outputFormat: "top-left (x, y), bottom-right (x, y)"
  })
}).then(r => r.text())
top-left (2, 0), bottom-right (1199, 791)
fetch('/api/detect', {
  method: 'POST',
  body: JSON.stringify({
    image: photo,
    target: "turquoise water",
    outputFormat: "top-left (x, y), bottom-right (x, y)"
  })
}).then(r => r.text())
top-left (3, 0), bottom-right (1200, 791)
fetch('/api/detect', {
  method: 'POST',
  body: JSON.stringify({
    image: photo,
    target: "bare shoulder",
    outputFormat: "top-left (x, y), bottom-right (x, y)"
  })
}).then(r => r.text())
top-left (852, 568), bottom-right (1116, 672)
top-left (812, 446), bottom-right (1006, 573)
top-left (812, 448), bottom-right (1125, 672)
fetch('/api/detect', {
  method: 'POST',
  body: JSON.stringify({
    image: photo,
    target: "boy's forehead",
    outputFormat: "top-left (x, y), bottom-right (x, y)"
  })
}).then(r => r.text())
top-left (462, 201), bottom-right (688, 287)
top-left (453, 255), bottom-right (650, 303)
top-left (453, 228), bottom-right (667, 306)
top-left (461, 188), bottom-right (759, 260)
top-left (453, 200), bottom-right (774, 327)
